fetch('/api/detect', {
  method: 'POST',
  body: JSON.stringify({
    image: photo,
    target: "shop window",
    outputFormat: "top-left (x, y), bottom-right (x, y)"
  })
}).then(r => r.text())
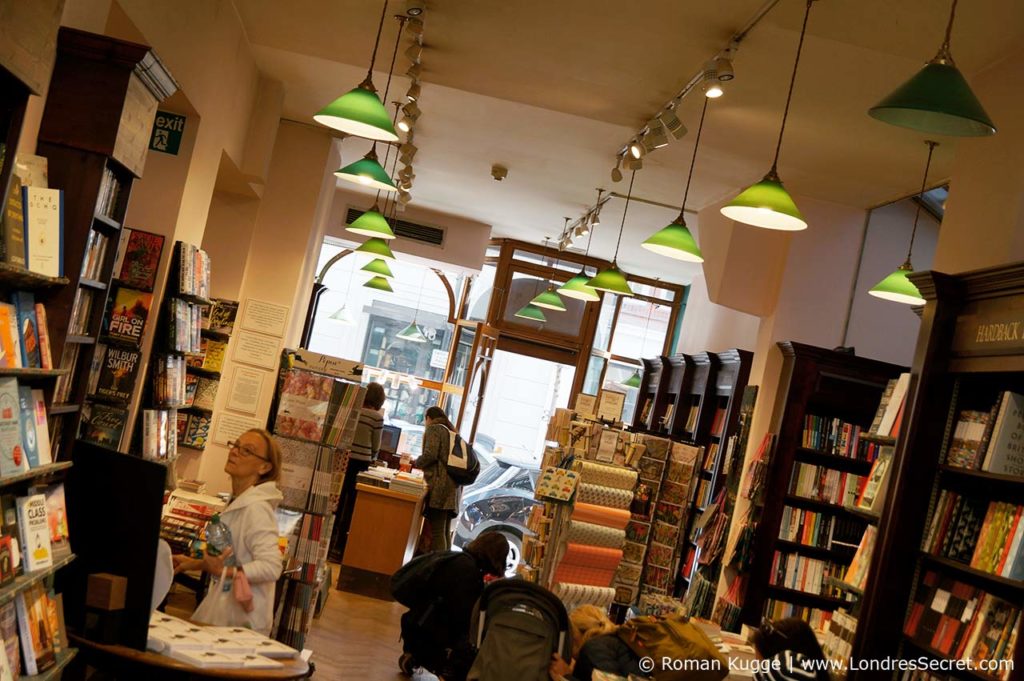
top-left (603, 360), bottom-right (642, 424)
top-left (465, 263), bottom-right (496, 322)
top-left (593, 294), bottom-right (617, 352)
top-left (501, 272), bottom-right (587, 337)
top-left (609, 297), bottom-right (671, 359)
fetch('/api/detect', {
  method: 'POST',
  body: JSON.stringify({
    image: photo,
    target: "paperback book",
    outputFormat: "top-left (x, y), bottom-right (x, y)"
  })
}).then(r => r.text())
top-left (0, 304), bottom-right (21, 369)
top-left (114, 228), bottom-right (164, 290)
top-left (15, 582), bottom-right (56, 675)
top-left (21, 187), bottom-right (63, 278)
top-left (0, 379), bottom-right (27, 477)
top-left (79, 402), bottom-right (127, 450)
top-left (15, 494), bottom-right (51, 572)
top-left (208, 299), bottom-right (239, 335)
top-left (90, 344), bottom-right (142, 403)
top-left (105, 287), bottom-right (153, 344)
top-left (9, 292), bottom-right (39, 369)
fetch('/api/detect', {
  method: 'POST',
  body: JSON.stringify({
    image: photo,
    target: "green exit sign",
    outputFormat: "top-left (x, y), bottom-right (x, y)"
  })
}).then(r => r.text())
top-left (149, 111), bottom-right (186, 155)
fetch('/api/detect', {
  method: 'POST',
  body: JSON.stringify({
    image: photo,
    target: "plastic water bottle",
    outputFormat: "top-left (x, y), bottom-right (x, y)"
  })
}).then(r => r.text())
top-left (206, 514), bottom-right (237, 592)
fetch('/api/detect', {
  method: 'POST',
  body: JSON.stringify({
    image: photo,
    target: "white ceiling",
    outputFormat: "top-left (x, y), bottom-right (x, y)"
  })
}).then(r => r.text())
top-left (234, 0), bottom-right (1024, 284)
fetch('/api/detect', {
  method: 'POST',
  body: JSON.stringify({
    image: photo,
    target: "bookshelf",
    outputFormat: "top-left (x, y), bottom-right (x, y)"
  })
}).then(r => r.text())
top-left (33, 28), bottom-right (174, 460)
top-left (741, 341), bottom-right (904, 628)
top-left (633, 356), bottom-right (667, 431)
top-left (851, 264), bottom-right (1024, 679)
top-left (669, 352), bottom-right (716, 443)
top-left (676, 350), bottom-right (753, 598)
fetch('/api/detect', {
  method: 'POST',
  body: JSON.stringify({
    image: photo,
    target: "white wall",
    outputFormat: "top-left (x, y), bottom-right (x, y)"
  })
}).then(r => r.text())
top-left (675, 274), bottom-right (760, 355)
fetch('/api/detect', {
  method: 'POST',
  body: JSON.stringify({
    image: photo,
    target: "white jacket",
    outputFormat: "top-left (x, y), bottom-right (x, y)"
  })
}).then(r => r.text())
top-left (192, 482), bottom-right (283, 634)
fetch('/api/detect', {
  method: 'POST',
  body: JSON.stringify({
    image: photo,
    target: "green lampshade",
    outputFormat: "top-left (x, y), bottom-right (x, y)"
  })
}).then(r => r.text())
top-left (514, 303), bottom-right (547, 323)
top-left (335, 148), bottom-right (398, 192)
top-left (396, 321), bottom-right (427, 342)
top-left (347, 204), bottom-right (396, 239)
top-left (869, 60), bottom-right (996, 137)
top-left (354, 238), bottom-right (396, 261)
top-left (363, 275), bottom-right (394, 292)
top-left (622, 370), bottom-right (643, 389)
top-left (361, 258), bottom-right (394, 278)
top-left (641, 216), bottom-right (704, 262)
top-left (869, 261), bottom-right (925, 306)
top-left (721, 172), bottom-right (807, 231)
top-left (530, 286), bottom-right (567, 311)
top-left (313, 81), bottom-right (399, 142)
top-left (558, 270), bottom-right (600, 302)
top-left (328, 305), bottom-right (354, 325)
top-left (587, 263), bottom-right (634, 297)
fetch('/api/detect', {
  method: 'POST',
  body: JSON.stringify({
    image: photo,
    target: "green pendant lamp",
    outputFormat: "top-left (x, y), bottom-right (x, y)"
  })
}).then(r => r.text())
top-left (869, 0), bottom-right (995, 137)
top-left (588, 174), bottom-right (635, 297)
top-left (313, 0), bottom-right (399, 142)
top-left (396, 321), bottom-right (427, 342)
top-left (643, 99), bottom-right (708, 262)
top-left (335, 145), bottom-right (398, 192)
top-left (870, 141), bottom-right (937, 306)
top-left (514, 303), bottom-right (547, 323)
top-left (530, 236), bottom-right (567, 311)
top-left (622, 370), bottom-right (643, 389)
top-left (355, 237), bottom-right (396, 261)
top-left (348, 203), bottom-right (396, 239)
top-left (721, 0), bottom-right (816, 232)
top-left (328, 305), bottom-right (355, 325)
top-left (361, 258), bottom-right (394, 278)
top-left (560, 194), bottom-right (602, 302)
top-left (363, 275), bottom-right (394, 292)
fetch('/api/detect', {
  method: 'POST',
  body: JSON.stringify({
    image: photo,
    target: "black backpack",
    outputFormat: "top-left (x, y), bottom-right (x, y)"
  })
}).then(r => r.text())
top-left (390, 550), bottom-right (462, 608)
top-left (445, 430), bottom-right (481, 486)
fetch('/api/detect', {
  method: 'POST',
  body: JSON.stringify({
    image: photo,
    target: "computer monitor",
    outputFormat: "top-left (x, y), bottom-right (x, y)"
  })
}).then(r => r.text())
top-left (378, 424), bottom-right (402, 468)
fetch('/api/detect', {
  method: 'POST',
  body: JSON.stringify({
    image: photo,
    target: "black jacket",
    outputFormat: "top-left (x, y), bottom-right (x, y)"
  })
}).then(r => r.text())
top-left (570, 633), bottom-right (643, 681)
top-left (401, 552), bottom-right (486, 657)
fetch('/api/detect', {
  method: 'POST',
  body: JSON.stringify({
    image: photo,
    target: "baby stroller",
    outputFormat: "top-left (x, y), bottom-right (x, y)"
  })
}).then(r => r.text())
top-left (467, 580), bottom-right (572, 681)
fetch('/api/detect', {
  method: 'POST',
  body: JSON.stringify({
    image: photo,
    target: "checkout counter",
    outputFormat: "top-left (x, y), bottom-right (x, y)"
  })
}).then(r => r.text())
top-left (336, 466), bottom-right (427, 600)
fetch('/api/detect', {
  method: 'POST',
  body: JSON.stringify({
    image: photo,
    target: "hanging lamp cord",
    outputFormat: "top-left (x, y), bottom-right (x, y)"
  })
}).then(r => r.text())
top-left (365, 0), bottom-right (390, 81)
top-left (375, 101), bottom-right (405, 206)
top-left (939, 0), bottom-right (959, 60)
top-left (679, 97), bottom-right (710, 220)
top-left (906, 141), bottom-right (938, 264)
top-left (614, 171), bottom-right (637, 263)
top-left (770, 0), bottom-right (815, 175)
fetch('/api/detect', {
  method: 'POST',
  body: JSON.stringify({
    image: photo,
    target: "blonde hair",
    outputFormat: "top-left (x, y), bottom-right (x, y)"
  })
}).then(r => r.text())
top-left (247, 429), bottom-right (282, 483)
top-left (569, 605), bottom-right (616, 657)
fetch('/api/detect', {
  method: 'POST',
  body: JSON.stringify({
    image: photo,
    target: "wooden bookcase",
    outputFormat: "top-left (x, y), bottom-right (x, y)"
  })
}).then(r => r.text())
top-left (34, 28), bottom-right (174, 460)
top-left (670, 352), bottom-right (716, 443)
top-left (633, 356), bottom-right (667, 431)
top-left (677, 349), bottom-right (753, 594)
top-left (741, 341), bottom-right (904, 627)
top-left (852, 264), bottom-right (1024, 677)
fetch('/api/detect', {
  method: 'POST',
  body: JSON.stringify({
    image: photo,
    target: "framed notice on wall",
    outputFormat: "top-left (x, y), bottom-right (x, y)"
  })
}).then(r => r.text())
top-left (213, 412), bottom-right (265, 447)
top-left (232, 330), bottom-right (282, 370)
top-left (226, 366), bottom-right (266, 415)
top-left (240, 298), bottom-right (290, 338)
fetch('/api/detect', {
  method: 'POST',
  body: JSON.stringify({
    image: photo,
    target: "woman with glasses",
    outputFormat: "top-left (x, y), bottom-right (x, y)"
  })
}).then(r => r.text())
top-left (173, 428), bottom-right (283, 634)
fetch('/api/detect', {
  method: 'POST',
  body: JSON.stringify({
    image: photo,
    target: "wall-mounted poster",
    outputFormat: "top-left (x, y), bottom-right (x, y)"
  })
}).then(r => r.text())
top-left (239, 298), bottom-right (289, 337)
top-left (213, 412), bottom-right (264, 446)
top-left (232, 330), bottom-right (281, 370)
top-left (226, 366), bottom-right (266, 415)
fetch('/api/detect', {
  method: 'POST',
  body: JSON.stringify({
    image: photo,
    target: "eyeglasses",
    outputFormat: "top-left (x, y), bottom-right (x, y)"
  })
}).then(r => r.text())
top-left (760, 616), bottom-right (789, 639)
top-left (227, 440), bottom-right (269, 461)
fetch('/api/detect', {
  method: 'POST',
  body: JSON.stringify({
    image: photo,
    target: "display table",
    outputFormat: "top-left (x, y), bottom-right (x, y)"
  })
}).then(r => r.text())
top-left (337, 483), bottom-right (425, 600)
top-left (66, 634), bottom-right (311, 681)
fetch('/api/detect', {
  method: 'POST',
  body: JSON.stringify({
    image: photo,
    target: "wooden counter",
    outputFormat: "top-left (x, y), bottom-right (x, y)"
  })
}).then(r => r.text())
top-left (338, 483), bottom-right (425, 600)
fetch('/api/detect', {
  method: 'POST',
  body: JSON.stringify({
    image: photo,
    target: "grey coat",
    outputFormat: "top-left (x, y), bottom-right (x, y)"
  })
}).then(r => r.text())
top-left (417, 423), bottom-right (460, 513)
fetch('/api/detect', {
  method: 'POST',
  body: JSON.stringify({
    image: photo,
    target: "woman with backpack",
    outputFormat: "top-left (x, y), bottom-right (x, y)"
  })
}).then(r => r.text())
top-left (548, 605), bottom-right (643, 680)
top-left (416, 406), bottom-right (461, 551)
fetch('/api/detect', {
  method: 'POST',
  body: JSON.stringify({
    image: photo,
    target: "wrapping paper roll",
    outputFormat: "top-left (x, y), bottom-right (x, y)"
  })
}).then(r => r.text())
top-left (560, 543), bottom-right (623, 569)
top-left (565, 520), bottom-right (625, 549)
top-left (554, 583), bottom-right (616, 610)
top-left (553, 564), bottom-right (618, 587)
top-left (580, 461), bottom-right (639, 490)
top-left (577, 483), bottom-right (633, 509)
top-left (573, 503), bottom-right (631, 530)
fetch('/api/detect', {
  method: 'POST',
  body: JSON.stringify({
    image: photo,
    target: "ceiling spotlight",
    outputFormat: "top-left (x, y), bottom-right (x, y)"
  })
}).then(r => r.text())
top-left (574, 223), bottom-right (588, 239)
top-left (398, 189), bottom-right (412, 204)
top-left (626, 156), bottom-right (643, 171)
top-left (611, 166), bottom-right (623, 182)
top-left (658, 109), bottom-right (687, 140)
top-left (407, 82), bottom-right (421, 101)
top-left (591, 209), bottom-right (601, 227)
top-left (405, 0), bottom-right (424, 17)
top-left (645, 120), bottom-right (669, 150)
top-left (407, 62), bottom-right (422, 80)
top-left (403, 101), bottom-right (421, 118)
top-left (714, 56), bottom-right (735, 81)
top-left (407, 19), bottom-right (423, 35)
top-left (629, 139), bottom-right (645, 159)
top-left (405, 43), bottom-right (422, 62)
top-left (397, 116), bottom-right (413, 132)
top-left (703, 63), bottom-right (724, 98)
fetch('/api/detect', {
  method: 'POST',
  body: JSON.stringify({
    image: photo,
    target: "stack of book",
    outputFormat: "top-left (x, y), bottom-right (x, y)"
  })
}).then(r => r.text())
top-left (176, 241), bottom-right (211, 301)
top-left (153, 354), bottom-right (187, 407)
top-left (944, 391), bottom-right (1024, 478)
top-left (283, 513), bottom-right (331, 584)
top-left (779, 506), bottom-right (864, 551)
top-left (788, 463), bottom-right (866, 506)
top-left (159, 490), bottom-right (225, 557)
top-left (141, 409), bottom-right (177, 461)
top-left (67, 288), bottom-right (94, 336)
top-left (924, 491), bottom-right (1024, 579)
top-left (0, 291), bottom-right (54, 370)
top-left (0, 379), bottom-right (54, 477)
top-left (167, 298), bottom-right (203, 354)
top-left (820, 609), bottom-right (858, 669)
top-left (80, 230), bottom-right (111, 281)
top-left (769, 551), bottom-right (843, 596)
top-left (95, 166), bottom-right (123, 219)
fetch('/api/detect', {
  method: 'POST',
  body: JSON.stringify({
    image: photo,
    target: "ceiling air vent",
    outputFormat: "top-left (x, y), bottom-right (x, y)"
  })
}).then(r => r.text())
top-left (346, 208), bottom-right (445, 247)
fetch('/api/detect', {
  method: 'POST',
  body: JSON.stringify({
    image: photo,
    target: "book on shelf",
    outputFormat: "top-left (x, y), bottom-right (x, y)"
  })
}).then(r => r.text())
top-left (192, 376), bottom-right (219, 411)
top-left (2, 179), bottom-right (26, 269)
top-left (15, 581), bottom-right (57, 675)
top-left (876, 372), bottom-right (910, 437)
top-left (69, 288), bottom-right (95, 336)
top-left (322, 381), bottom-right (365, 450)
top-left (788, 462), bottom-right (866, 507)
top-left (153, 354), bottom-right (186, 406)
top-left (53, 344), bottom-right (81, 405)
top-left (923, 490), bottom-right (1024, 579)
top-left (16, 494), bottom-right (51, 572)
top-left (843, 525), bottom-right (877, 590)
top-left (31, 389), bottom-right (52, 468)
top-left (31, 484), bottom-right (69, 563)
top-left (639, 398), bottom-right (653, 425)
top-left (14, 154), bottom-right (48, 189)
top-left (0, 601), bottom-right (18, 678)
top-left (981, 391), bottom-right (1024, 478)
top-left (684, 403), bottom-right (699, 433)
top-left (79, 402), bottom-right (128, 450)
top-left (0, 379), bottom-right (28, 477)
top-left (10, 292), bottom-right (40, 369)
top-left (0, 495), bottom-right (21, 576)
top-left (181, 414), bottom-right (211, 450)
top-left (201, 338), bottom-right (226, 373)
top-left (779, 506), bottom-right (865, 551)
top-left (183, 373), bottom-right (198, 407)
top-left (113, 228), bottom-right (164, 291)
top-left (821, 609), bottom-right (858, 668)
top-left (854, 446), bottom-right (894, 514)
top-left (763, 598), bottom-right (833, 632)
top-left (21, 186), bottom-right (63, 278)
top-left (0, 304), bottom-right (21, 369)
top-left (176, 242), bottom-right (211, 300)
top-left (33, 304), bottom-right (53, 370)
top-left (105, 286), bottom-right (153, 345)
top-left (142, 409), bottom-right (177, 461)
top-left (168, 299), bottom-right (202, 354)
top-left (16, 386), bottom-right (43, 469)
top-left (770, 551), bottom-right (845, 596)
top-left (80, 229), bottom-right (111, 281)
top-left (96, 166), bottom-right (123, 220)
top-left (0, 536), bottom-right (14, 586)
top-left (207, 299), bottom-right (239, 335)
top-left (88, 343), bottom-right (142, 403)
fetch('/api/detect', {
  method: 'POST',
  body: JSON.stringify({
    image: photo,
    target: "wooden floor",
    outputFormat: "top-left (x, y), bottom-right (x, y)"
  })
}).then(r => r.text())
top-left (306, 584), bottom-right (412, 679)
